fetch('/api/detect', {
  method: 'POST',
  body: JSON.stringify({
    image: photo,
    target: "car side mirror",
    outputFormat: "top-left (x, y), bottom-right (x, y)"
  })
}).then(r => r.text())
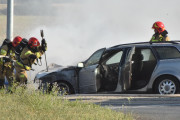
top-left (77, 62), bottom-right (84, 68)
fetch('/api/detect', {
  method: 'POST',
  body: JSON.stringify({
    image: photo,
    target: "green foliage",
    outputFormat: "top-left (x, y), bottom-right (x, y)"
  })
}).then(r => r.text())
top-left (0, 86), bottom-right (133, 120)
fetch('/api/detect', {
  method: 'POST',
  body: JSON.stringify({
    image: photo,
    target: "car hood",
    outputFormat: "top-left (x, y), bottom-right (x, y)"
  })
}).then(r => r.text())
top-left (35, 63), bottom-right (76, 79)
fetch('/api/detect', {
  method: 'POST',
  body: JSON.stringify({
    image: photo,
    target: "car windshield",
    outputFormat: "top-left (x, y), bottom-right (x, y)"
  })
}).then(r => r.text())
top-left (84, 48), bottom-right (105, 67)
top-left (105, 51), bottom-right (123, 65)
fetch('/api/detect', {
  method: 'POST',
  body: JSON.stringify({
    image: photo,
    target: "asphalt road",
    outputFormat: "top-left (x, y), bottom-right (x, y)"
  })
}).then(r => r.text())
top-left (64, 94), bottom-right (180, 120)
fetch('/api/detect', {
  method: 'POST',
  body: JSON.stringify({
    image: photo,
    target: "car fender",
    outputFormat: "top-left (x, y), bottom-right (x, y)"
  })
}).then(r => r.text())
top-left (147, 60), bottom-right (180, 89)
top-left (55, 69), bottom-right (78, 92)
top-left (35, 67), bottom-right (78, 93)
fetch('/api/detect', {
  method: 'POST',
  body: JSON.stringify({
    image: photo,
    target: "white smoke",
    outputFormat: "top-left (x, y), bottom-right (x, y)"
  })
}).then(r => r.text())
top-left (12, 0), bottom-right (180, 79)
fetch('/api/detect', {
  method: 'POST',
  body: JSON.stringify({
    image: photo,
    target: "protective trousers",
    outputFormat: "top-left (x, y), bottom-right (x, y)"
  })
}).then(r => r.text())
top-left (15, 65), bottom-right (28, 85)
top-left (0, 65), bottom-right (14, 88)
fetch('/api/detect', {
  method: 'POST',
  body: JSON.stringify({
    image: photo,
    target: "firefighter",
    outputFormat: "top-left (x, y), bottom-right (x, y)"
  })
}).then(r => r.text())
top-left (0, 36), bottom-right (22, 89)
top-left (150, 21), bottom-right (170, 42)
top-left (14, 37), bottom-right (47, 85)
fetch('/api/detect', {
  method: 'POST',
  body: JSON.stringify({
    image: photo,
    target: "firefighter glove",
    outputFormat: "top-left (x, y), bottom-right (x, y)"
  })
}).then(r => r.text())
top-left (29, 55), bottom-right (37, 60)
top-left (41, 39), bottom-right (47, 52)
top-left (3, 57), bottom-right (11, 62)
top-left (25, 66), bottom-right (31, 71)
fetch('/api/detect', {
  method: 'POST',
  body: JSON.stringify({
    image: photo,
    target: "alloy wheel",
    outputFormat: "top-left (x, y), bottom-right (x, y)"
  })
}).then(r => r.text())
top-left (158, 79), bottom-right (176, 94)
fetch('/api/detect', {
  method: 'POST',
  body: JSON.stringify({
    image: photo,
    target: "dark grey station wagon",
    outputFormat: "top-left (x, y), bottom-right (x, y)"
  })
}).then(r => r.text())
top-left (34, 41), bottom-right (180, 95)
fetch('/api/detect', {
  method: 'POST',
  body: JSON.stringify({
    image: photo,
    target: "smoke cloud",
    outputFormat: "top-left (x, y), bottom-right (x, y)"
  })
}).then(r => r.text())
top-left (11, 0), bottom-right (180, 79)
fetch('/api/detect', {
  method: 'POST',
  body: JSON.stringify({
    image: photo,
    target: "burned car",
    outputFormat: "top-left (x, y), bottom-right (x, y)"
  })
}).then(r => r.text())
top-left (34, 41), bottom-right (180, 95)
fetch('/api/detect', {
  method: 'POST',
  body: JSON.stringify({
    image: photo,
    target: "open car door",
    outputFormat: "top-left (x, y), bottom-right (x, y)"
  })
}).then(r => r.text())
top-left (115, 46), bottom-right (135, 92)
top-left (78, 48), bottom-right (106, 93)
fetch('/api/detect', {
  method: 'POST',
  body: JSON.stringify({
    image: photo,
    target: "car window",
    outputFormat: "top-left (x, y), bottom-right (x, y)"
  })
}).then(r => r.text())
top-left (85, 48), bottom-right (105, 67)
top-left (106, 51), bottom-right (123, 65)
top-left (141, 49), bottom-right (156, 61)
top-left (154, 46), bottom-right (180, 59)
top-left (131, 48), bottom-right (155, 62)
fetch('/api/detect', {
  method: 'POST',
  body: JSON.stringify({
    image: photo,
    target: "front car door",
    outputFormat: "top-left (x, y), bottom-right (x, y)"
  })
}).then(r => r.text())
top-left (78, 48), bottom-right (106, 93)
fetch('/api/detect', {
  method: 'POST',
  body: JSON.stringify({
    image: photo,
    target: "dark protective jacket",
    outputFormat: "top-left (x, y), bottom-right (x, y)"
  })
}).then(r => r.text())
top-left (0, 44), bottom-right (15, 68)
top-left (15, 46), bottom-right (44, 70)
top-left (150, 30), bottom-right (170, 42)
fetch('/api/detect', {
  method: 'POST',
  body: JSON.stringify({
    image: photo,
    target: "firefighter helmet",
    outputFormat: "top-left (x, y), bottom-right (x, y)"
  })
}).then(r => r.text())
top-left (152, 21), bottom-right (165, 33)
top-left (12, 36), bottom-right (22, 47)
top-left (28, 37), bottom-right (40, 47)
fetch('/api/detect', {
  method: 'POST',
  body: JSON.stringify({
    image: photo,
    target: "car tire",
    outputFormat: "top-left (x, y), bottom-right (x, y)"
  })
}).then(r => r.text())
top-left (155, 76), bottom-right (180, 95)
top-left (57, 82), bottom-right (72, 95)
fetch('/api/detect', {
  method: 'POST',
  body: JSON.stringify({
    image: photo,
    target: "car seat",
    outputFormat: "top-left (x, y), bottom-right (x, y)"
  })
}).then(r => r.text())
top-left (132, 49), bottom-right (144, 81)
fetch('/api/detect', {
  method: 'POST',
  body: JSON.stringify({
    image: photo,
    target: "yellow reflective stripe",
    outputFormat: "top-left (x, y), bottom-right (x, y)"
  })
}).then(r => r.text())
top-left (25, 51), bottom-right (33, 55)
top-left (151, 36), bottom-right (158, 42)
top-left (151, 36), bottom-right (155, 40)
top-left (25, 66), bottom-right (31, 70)
top-left (151, 39), bottom-right (159, 42)
top-left (151, 35), bottom-right (164, 42)
top-left (9, 50), bottom-right (15, 58)
top-left (16, 61), bottom-right (31, 70)
top-left (0, 59), bottom-right (3, 64)
top-left (17, 61), bottom-right (24, 67)
top-left (20, 74), bottom-right (25, 78)
top-left (159, 37), bottom-right (163, 41)
top-left (35, 52), bottom-right (41, 58)
top-left (0, 49), bottom-right (7, 55)
top-left (11, 53), bottom-right (15, 56)
top-left (10, 50), bottom-right (14, 54)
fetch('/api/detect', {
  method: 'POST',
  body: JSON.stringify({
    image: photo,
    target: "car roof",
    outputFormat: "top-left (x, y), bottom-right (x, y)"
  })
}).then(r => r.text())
top-left (106, 41), bottom-right (180, 51)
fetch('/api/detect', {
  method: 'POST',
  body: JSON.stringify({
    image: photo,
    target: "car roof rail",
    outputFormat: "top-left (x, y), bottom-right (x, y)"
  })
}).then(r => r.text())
top-left (112, 41), bottom-right (180, 48)
top-left (149, 41), bottom-right (180, 44)
top-left (111, 42), bottom-right (150, 48)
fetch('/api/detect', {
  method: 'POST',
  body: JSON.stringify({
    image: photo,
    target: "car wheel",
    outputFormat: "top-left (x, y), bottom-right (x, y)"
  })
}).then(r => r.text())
top-left (155, 76), bottom-right (179, 95)
top-left (57, 82), bottom-right (71, 95)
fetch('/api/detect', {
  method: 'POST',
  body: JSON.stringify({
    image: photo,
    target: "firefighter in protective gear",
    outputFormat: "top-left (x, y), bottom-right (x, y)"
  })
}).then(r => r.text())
top-left (14, 37), bottom-right (47, 85)
top-left (150, 21), bottom-right (170, 42)
top-left (0, 36), bottom-right (22, 88)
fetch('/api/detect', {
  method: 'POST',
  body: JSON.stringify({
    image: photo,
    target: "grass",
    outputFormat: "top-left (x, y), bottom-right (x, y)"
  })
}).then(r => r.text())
top-left (0, 87), bottom-right (133, 120)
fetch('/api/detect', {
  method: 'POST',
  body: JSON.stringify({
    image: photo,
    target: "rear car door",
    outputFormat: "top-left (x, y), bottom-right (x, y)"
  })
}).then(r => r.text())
top-left (78, 48), bottom-right (106, 93)
top-left (115, 46), bottom-right (135, 92)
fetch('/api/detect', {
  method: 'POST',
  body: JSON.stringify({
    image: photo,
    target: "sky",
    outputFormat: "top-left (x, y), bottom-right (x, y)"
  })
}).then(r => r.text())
top-left (10, 0), bottom-right (180, 77)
